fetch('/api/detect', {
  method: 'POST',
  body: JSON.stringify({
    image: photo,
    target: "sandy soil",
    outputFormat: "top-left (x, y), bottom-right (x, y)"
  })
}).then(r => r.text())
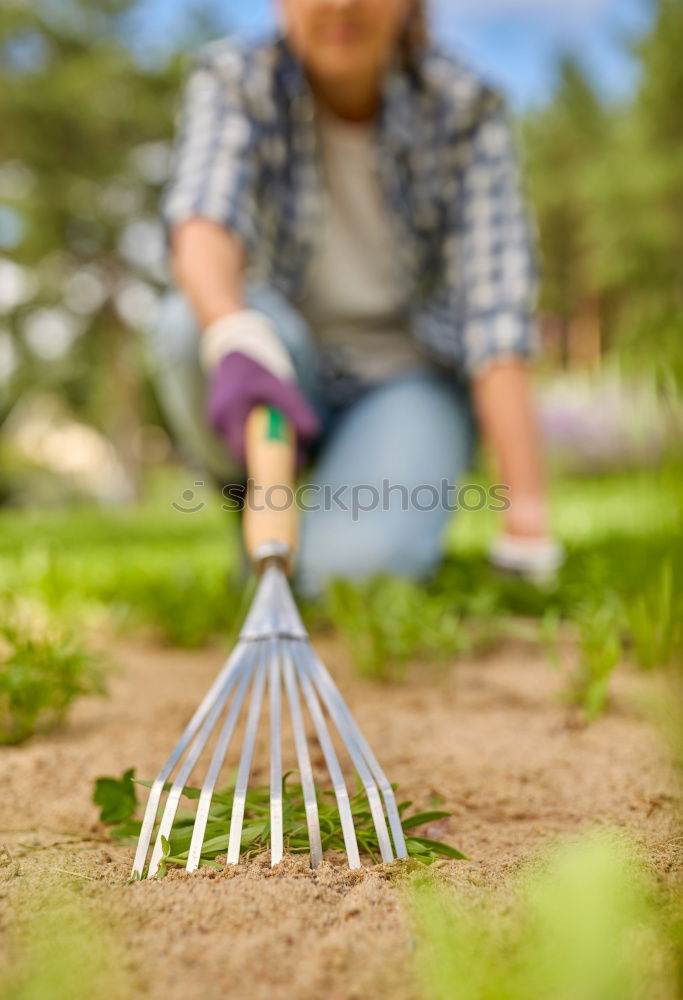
top-left (1, 633), bottom-right (681, 999)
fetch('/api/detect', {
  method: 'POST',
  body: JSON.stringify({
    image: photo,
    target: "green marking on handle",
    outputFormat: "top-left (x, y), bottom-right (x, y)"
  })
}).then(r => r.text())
top-left (266, 407), bottom-right (288, 443)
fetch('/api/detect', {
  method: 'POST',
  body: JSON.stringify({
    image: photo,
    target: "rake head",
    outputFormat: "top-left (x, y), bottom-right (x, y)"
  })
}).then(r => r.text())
top-left (131, 553), bottom-right (408, 878)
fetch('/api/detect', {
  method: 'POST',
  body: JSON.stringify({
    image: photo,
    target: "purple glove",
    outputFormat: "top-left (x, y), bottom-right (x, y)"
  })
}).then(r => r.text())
top-left (207, 352), bottom-right (321, 467)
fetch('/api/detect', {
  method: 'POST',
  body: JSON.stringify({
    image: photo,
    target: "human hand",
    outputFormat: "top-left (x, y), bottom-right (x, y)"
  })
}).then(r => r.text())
top-left (489, 533), bottom-right (564, 585)
top-left (203, 311), bottom-right (320, 467)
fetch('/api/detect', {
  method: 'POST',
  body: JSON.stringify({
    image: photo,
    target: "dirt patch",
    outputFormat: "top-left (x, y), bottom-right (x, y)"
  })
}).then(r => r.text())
top-left (1, 635), bottom-right (680, 999)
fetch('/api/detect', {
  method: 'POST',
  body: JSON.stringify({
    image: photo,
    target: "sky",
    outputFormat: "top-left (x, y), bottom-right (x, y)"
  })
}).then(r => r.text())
top-left (128, 0), bottom-right (652, 108)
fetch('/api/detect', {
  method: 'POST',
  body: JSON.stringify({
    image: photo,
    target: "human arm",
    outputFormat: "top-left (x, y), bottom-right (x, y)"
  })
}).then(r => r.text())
top-left (444, 86), bottom-right (562, 576)
top-left (162, 49), bottom-right (319, 465)
top-left (472, 359), bottom-right (549, 540)
top-left (170, 218), bottom-right (319, 465)
top-left (170, 217), bottom-right (245, 328)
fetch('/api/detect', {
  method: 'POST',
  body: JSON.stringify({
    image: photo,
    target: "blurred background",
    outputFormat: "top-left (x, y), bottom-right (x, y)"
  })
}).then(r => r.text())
top-left (1, 0), bottom-right (681, 504)
top-left (0, 0), bottom-right (681, 678)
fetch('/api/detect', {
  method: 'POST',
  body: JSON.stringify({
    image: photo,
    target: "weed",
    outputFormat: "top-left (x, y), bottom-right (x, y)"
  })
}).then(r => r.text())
top-left (100, 562), bottom-right (245, 648)
top-left (542, 594), bottom-right (625, 723)
top-left (0, 623), bottom-right (107, 745)
top-left (324, 577), bottom-right (468, 682)
top-left (94, 770), bottom-right (466, 872)
top-left (2, 470), bottom-right (682, 701)
top-left (570, 596), bottom-right (624, 721)
top-left (625, 560), bottom-right (683, 670)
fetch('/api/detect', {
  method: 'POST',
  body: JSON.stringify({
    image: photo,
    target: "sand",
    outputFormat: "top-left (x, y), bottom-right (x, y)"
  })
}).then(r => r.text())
top-left (1, 633), bottom-right (681, 999)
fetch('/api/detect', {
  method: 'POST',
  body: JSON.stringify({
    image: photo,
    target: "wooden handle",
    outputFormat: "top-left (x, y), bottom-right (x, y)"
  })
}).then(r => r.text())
top-left (242, 406), bottom-right (298, 570)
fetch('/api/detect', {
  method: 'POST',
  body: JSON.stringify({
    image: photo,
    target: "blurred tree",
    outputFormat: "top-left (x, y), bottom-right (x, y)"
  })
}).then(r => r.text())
top-left (525, 0), bottom-right (683, 386)
top-left (524, 56), bottom-right (611, 367)
top-left (609, 0), bottom-right (683, 387)
top-left (0, 0), bottom-right (228, 497)
top-left (1, 0), bottom-right (680, 507)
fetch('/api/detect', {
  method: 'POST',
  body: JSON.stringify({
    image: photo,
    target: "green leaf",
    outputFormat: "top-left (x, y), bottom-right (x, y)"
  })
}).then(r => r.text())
top-left (109, 820), bottom-right (142, 842)
top-left (93, 769), bottom-right (137, 824)
top-left (401, 811), bottom-right (452, 831)
top-left (406, 837), bottom-right (469, 861)
top-left (97, 771), bottom-right (466, 870)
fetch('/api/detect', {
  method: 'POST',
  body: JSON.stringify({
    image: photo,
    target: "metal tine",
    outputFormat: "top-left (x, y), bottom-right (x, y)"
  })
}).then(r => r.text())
top-left (269, 638), bottom-right (284, 866)
top-left (306, 648), bottom-right (408, 860)
top-left (185, 645), bottom-right (259, 873)
top-left (289, 642), bottom-right (361, 869)
top-left (131, 640), bottom-right (249, 880)
top-left (281, 646), bottom-right (324, 868)
top-left (298, 643), bottom-right (395, 864)
top-left (226, 649), bottom-right (268, 864)
top-left (268, 566), bottom-right (360, 868)
top-left (267, 569), bottom-right (325, 867)
top-left (146, 647), bottom-right (253, 878)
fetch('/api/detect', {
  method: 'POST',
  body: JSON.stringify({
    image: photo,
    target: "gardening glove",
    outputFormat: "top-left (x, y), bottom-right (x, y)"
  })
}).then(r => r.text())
top-left (202, 310), bottom-right (320, 468)
top-left (489, 534), bottom-right (565, 586)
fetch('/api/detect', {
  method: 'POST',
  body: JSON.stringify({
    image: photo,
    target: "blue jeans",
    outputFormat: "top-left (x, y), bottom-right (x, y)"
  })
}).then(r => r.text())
top-left (145, 284), bottom-right (475, 596)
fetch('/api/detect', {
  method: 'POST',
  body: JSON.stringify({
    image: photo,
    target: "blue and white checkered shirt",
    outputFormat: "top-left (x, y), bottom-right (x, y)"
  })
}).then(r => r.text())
top-left (162, 33), bottom-right (539, 380)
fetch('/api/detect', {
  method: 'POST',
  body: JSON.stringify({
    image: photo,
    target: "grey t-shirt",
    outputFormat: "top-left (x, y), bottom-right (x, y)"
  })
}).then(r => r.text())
top-left (296, 106), bottom-right (424, 384)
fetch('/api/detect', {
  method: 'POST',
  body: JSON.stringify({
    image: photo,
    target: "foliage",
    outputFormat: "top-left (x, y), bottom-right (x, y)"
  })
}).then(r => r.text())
top-left (0, 490), bottom-right (245, 647)
top-left (0, 1), bottom-right (174, 480)
top-left (524, 56), bottom-right (609, 326)
top-left (94, 769), bottom-right (465, 871)
top-left (93, 767), bottom-right (137, 824)
top-left (570, 596), bottom-right (625, 721)
top-left (101, 562), bottom-right (246, 648)
top-left (319, 466), bottom-right (683, 692)
top-left (0, 551), bottom-right (241, 649)
top-left (0, 621), bottom-right (107, 744)
top-left (524, 0), bottom-right (683, 385)
top-left (322, 576), bottom-right (469, 682)
top-left (0, 0), bottom-right (230, 494)
top-left (1, 892), bottom-right (133, 1000)
top-left (624, 560), bottom-right (683, 670)
top-left (1, 467), bottom-right (682, 703)
top-left (412, 831), bottom-right (678, 1000)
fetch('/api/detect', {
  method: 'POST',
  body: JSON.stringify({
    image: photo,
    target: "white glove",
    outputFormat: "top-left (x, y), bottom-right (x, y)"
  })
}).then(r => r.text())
top-left (199, 309), bottom-right (295, 379)
top-left (489, 534), bottom-right (564, 585)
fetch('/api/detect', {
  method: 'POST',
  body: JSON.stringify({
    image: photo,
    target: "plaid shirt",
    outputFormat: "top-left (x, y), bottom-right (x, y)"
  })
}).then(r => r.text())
top-left (162, 33), bottom-right (539, 379)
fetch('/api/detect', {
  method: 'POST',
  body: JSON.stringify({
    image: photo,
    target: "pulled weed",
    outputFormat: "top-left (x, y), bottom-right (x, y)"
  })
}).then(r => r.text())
top-left (94, 769), bottom-right (466, 873)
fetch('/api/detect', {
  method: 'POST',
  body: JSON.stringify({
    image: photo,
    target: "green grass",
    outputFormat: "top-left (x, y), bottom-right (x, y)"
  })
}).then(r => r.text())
top-left (1, 465), bottom-right (682, 705)
top-left (0, 494), bottom-right (246, 648)
top-left (1, 894), bottom-right (133, 1000)
top-left (318, 465), bottom-right (683, 692)
top-left (412, 830), bottom-right (680, 1000)
top-left (322, 576), bottom-right (470, 682)
top-left (0, 621), bottom-right (108, 745)
top-left (625, 561), bottom-right (683, 670)
top-left (93, 769), bottom-right (466, 872)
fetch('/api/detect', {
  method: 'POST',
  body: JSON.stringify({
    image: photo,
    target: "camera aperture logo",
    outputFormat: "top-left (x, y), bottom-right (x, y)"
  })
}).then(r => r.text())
top-left (171, 481), bottom-right (206, 513)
